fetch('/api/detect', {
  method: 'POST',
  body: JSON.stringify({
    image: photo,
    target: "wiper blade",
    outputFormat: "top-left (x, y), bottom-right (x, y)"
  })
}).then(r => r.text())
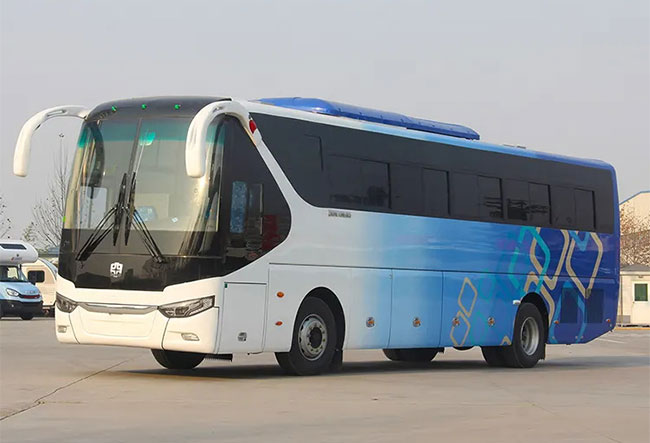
top-left (76, 173), bottom-right (128, 262)
top-left (112, 173), bottom-right (129, 245)
top-left (130, 209), bottom-right (166, 263)
top-left (123, 172), bottom-right (166, 263)
top-left (75, 205), bottom-right (117, 261)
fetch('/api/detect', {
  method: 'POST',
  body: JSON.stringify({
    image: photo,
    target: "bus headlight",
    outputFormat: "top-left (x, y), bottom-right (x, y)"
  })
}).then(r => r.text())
top-left (158, 296), bottom-right (214, 318)
top-left (6, 288), bottom-right (20, 297)
top-left (56, 293), bottom-right (78, 313)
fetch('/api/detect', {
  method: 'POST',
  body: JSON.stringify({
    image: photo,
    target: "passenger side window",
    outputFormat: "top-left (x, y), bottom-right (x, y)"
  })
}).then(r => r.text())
top-left (422, 169), bottom-right (449, 217)
top-left (451, 173), bottom-right (478, 218)
top-left (529, 183), bottom-right (550, 226)
top-left (575, 189), bottom-right (595, 231)
top-left (478, 176), bottom-right (503, 220)
top-left (504, 179), bottom-right (529, 222)
top-left (551, 186), bottom-right (576, 228)
top-left (328, 156), bottom-right (390, 210)
top-left (391, 164), bottom-right (422, 215)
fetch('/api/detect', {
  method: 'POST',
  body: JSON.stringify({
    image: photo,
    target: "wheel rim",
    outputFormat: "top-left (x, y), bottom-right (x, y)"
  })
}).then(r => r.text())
top-left (298, 314), bottom-right (328, 361)
top-left (520, 317), bottom-right (540, 356)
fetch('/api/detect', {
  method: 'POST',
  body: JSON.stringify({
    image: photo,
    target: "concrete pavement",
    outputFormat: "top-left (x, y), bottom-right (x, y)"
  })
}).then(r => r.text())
top-left (1, 318), bottom-right (648, 443)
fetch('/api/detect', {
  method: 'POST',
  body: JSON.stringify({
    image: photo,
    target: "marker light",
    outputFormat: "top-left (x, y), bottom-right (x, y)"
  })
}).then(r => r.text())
top-left (56, 293), bottom-right (78, 313)
top-left (181, 333), bottom-right (200, 341)
top-left (249, 118), bottom-right (257, 133)
top-left (141, 104), bottom-right (147, 110)
top-left (174, 104), bottom-right (181, 110)
top-left (158, 296), bottom-right (214, 318)
top-left (57, 325), bottom-right (68, 333)
top-left (111, 106), bottom-right (117, 112)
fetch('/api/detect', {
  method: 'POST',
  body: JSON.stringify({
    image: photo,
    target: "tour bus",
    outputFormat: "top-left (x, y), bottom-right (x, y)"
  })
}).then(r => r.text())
top-left (0, 240), bottom-right (44, 320)
top-left (13, 96), bottom-right (619, 374)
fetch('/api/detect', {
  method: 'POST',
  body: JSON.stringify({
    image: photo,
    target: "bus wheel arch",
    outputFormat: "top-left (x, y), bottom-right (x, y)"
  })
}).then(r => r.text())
top-left (305, 287), bottom-right (345, 371)
top-left (275, 287), bottom-right (345, 375)
top-left (305, 288), bottom-right (345, 350)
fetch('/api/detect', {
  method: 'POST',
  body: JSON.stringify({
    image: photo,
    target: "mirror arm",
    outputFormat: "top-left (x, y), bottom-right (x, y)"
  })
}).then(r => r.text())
top-left (14, 105), bottom-right (90, 177)
top-left (185, 100), bottom-right (258, 178)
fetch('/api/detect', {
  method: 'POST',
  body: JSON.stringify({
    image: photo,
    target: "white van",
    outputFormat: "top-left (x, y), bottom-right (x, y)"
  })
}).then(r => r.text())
top-left (0, 240), bottom-right (44, 320)
top-left (22, 258), bottom-right (57, 316)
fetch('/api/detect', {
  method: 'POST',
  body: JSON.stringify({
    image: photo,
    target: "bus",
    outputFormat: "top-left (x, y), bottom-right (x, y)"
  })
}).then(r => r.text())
top-left (13, 96), bottom-right (619, 374)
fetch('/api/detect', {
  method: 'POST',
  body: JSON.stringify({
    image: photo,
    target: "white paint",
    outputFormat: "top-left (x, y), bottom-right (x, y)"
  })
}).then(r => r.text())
top-left (13, 105), bottom-right (89, 177)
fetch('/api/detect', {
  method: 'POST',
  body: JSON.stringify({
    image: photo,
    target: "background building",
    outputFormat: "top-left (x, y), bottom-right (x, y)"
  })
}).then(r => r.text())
top-left (617, 190), bottom-right (650, 325)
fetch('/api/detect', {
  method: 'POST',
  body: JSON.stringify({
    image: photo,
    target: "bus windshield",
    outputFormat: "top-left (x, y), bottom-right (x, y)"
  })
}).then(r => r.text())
top-left (64, 116), bottom-right (223, 256)
top-left (0, 266), bottom-right (28, 283)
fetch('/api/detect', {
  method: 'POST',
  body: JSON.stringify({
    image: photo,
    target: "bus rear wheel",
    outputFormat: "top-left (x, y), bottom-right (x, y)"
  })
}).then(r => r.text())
top-left (382, 348), bottom-right (439, 362)
top-left (275, 297), bottom-right (337, 376)
top-left (151, 349), bottom-right (205, 370)
top-left (495, 302), bottom-right (545, 368)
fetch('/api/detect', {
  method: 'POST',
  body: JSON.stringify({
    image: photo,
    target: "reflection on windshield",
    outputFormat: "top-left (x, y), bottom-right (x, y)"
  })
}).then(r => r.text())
top-left (0, 266), bottom-right (28, 283)
top-left (64, 117), bottom-right (222, 256)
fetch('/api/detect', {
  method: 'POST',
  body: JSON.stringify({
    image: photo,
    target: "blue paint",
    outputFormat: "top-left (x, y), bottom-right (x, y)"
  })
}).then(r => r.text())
top-left (258, 97), bottom-right (480, 140)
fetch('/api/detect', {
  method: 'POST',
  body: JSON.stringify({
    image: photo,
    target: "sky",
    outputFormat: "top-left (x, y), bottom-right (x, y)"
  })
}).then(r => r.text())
top-left (1, 0), bottom-right (648, 238)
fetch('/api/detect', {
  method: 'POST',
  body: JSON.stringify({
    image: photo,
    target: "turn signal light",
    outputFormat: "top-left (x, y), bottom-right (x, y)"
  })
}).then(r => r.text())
top-left (276, 292), bottom-right (284, 298)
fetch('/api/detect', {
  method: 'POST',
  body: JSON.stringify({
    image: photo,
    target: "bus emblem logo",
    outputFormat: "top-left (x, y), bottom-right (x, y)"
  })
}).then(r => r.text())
top-left (110, 262), bottom-right (123, 278)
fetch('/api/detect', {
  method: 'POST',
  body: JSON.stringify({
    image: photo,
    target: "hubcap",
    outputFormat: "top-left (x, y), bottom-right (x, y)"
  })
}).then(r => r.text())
top-left (520, 317), bottom-right (540, 356)
top-left (298, 314), bottom-right (327, 361)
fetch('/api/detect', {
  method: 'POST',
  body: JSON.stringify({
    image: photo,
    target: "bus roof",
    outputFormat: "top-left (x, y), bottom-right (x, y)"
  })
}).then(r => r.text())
top-left (248, 99), bottom-right (615, 174)
top-left (257, 97), bottom-right (480, 141)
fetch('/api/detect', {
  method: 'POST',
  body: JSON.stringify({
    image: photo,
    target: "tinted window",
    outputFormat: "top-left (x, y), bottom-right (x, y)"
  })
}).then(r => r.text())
top-left (478, 176), bottom-right (503, 219)
top-left (391, 164), bottom-right (422, 215)
top-left (0, 243), bottom-right (27, 250)
top-left (253, 113), bottom-right (615, 233)
top-left (422, 169), bottom-right (449, 217)
top-left (328, 156), bottom-right (389, 210)
top-left (219, 118), bottom-right (291, 274)
top-left (529, 183), bottom-right (550, 226)
top-left (504, 180), bottom-right (529, 222)
top-left (451, 173), bottom-right (478, 218)
top-left (551, 186), bottom-right (576, 228)
top-left (575, 189), bottom-right (595, 231)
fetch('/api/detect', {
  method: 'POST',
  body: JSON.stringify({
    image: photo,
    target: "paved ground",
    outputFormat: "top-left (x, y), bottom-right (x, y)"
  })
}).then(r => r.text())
top-left (0, 319), bottom-right (648, 443)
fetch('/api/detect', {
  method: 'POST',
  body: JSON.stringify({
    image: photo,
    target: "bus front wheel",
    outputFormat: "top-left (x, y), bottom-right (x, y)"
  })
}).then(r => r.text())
top-left (151, 349), bottom-right (205, 370)
top-left (275, 297), bottom-right (337, 376)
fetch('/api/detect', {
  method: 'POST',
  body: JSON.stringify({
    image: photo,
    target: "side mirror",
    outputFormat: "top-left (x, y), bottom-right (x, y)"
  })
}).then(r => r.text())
top-left (28, 270), bottom-right (45, 284)
top-left (185, 100), bottom-right (254, 178)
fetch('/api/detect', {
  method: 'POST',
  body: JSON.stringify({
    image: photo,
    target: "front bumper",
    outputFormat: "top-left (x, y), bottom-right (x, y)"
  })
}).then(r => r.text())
top-left (0, 299), bottom-right (43, 316)
top-left (56, 305), bottom-right (219, 354)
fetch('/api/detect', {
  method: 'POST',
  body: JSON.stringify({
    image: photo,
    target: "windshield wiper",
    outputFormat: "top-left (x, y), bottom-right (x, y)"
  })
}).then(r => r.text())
top-left (124, 172), bottom-right (166, 263)
top-left (75, 173), bottom-right (128, 262)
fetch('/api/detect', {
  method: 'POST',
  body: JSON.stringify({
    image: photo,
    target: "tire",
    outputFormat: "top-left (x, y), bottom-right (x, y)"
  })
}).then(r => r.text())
top-left (21, 314), bottom-right (34, 321)
top-left (382, 348), bottom-right (439, 362)
top-left (151, 349), bottom-right (205, 370)
top-left (481, 346), bottom-right (507, 367)
top-left (275, 297), bottom-right (337, 376)
top-left (499, 302), bottom-right (546, 368)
